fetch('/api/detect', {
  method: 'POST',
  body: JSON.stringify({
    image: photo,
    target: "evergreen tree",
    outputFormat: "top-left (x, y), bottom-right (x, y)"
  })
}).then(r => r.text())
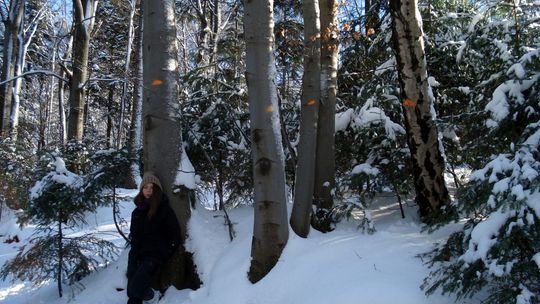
top-left (422, 1), bottom-right (540, 303)
top-left (0, 155), bottom-right (118, 297)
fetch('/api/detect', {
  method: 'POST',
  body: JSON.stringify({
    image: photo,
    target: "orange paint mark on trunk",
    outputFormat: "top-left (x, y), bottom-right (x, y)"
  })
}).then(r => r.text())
top-left (151, 79), bottom-right (163, 86)
top-left (403, 99), bottom-right (416, 107)
top-left (266, 105), bottom-right (273, 113)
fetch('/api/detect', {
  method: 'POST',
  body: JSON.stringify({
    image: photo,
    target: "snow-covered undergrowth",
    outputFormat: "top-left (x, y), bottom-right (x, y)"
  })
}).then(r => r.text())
top-left (0, 189), bottom-right (482, 304)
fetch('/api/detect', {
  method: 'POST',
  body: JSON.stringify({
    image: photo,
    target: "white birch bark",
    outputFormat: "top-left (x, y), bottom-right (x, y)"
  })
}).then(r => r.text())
top-left (116, 0), bottom-right (137, 148)
top-left (389, 0), bottom-right (450, 217)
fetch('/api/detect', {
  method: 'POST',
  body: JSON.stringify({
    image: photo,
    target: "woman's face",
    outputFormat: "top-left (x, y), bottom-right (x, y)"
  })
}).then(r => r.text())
top-left (142, 183), bottom-right (154, 199)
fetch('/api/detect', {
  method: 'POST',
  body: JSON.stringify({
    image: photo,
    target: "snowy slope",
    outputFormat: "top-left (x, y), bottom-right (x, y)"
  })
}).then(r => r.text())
top-left (0, 190), bottom-right (482, 304)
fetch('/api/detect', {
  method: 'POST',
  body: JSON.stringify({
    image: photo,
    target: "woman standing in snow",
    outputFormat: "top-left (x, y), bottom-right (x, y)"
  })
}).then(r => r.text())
top-left (127, 172), bottom-right (181, 304)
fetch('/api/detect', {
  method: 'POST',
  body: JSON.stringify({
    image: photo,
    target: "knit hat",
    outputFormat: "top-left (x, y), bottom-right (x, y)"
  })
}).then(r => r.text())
top-left (140, 171), bottom-right (163, 190)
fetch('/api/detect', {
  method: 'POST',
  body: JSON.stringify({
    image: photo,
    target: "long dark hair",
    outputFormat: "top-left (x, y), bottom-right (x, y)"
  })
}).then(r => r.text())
top-left (134, 183), bottom-right (163, 219)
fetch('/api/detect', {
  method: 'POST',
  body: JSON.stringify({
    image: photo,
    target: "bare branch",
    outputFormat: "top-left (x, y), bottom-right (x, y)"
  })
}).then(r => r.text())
top-left (0, 70), bottom-right (69, 85)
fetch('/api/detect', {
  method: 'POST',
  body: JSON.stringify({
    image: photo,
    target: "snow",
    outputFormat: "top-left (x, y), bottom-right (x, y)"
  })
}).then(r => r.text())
top-left (351, 163), bottom-right (380, 175)
top-left (29, 157), bottom-right (80, 200)
top-left (507, 63), bottom-right (525, 79)
top-left (461, 207), bottom-right (510, 263)
top-left (351, 98), bottom-right (405, 140)
top-left (175, 146), bottom-right (197, 190)
top-left (335, 108), bottom-right (354, 132)
top-left (0, 189), bottom-right (479, 304)
top-left (533, 253), bottom-right (540, 269)
top-left (485, 75), bottom-right (539, 128)
top-left (374, 57), bottom-right (396, 76)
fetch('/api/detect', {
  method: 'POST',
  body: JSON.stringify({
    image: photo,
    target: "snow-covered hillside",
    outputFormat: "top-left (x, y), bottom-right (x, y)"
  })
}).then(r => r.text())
top-left (0, 190), bottom-right (483, 304)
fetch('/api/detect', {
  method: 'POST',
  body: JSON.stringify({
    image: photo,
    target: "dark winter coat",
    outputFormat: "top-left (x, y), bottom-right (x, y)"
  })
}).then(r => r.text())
top-left (128, 197), bottom-right (181, 263)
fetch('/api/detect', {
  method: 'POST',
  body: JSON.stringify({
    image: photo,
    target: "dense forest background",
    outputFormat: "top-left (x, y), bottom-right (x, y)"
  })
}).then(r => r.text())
top-left (0, 0), bottom-right (539, 303)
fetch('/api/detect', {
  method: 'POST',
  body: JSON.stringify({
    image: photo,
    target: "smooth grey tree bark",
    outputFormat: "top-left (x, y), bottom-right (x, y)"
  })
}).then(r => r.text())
top-left (290, 0), bottom-right (321, 238)
top-left (67, 0), bottom-right (98, 141)
top-left (312, 0), bottom-right (339, 232)
top-left (0, 0), bottom-right (25, 138)
top-left (389, 0), bottom-right (450, 218)
top-left (142, 0), bottom-right (200, 290)
top-left (244, 0), bottom-right (289, 283)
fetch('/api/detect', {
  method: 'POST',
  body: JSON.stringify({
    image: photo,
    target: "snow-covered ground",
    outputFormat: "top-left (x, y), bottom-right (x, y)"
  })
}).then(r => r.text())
top-left (0, 188), bottom-right (482, 304)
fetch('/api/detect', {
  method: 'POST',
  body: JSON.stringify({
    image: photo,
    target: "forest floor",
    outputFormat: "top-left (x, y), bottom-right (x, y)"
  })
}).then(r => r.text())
top-left (0, 176), bottom-right (484, 304)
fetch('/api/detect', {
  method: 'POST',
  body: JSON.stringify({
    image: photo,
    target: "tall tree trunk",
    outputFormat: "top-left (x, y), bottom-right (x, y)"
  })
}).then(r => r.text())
top-left (58, 68), bottom-right (67, 145)
top-left (0, 0), bottom-right (25, 138)
top-left (245, 0), bottom-right (289, 283)
top-left (126, 0), bottom-right (143, 189)
top-left (67, 0), bottom-right (98, 141)
top-left (106, 84), bottom-right (114, 148)
top-left (58, 37), bottom-right (73, 146)
top-left (312, 0), bottom-right (339, 232)
top-left (11, 8), bottom-right (42, 141)
top-left (290, 0), bottom-right (321, 238)
top-left (57, 220), bottom-right (63, 297)
top-left (389, 0), bottom-right (450, 218)
top-left (46, 42), bottom-right (58, 147)
top-left (117, 0), bottom-right (137, 149)
top-left (195, 0), bottom-right (210, 68)
top-left (142, 0), bottom-right (200, 290)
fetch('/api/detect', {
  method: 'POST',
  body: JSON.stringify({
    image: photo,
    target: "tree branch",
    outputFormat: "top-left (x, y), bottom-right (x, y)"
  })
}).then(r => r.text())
top-left (0, 70), bottom-right (69, 85)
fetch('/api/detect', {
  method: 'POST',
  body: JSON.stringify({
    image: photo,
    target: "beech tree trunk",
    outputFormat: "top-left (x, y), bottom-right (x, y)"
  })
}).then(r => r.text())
top-left (389, 0), bottom-right (450, 218)
top-left (142, 0), bottom-right (200, 290)
top-left (312, 0), bottom-right (339, 232)
top-left (67, 0), bottom-right (98, 141)
top-left (290, 0), bottom-right (321, 238)
top-left (244, 0), bottom-right (289, 283)
top-left (0, 0), bottom-right (24, 138)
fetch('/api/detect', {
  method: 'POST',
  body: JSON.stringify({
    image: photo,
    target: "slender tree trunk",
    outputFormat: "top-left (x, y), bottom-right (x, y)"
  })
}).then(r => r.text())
top-left (126, 0), bottom-right (143, 188)
top-left (46, 43), bottom-right (58, 146)
top-left (11, 10), bottom-right (42, 141)
top-left (67, 0), bottom-right (98, 141)
top-left (106, 84), bottom-right (114, 148)
top-left (58, 68), bottom-right (67, 145)
top-left (0, 0), bottom-right (25, 138)
top-left (312, 0), bottom-right (339, 232)
top-left (142, 0), bottom-right (200, 290)
top-left (195, 0), bottom-right (210, 68)
top-left (290, 0), bottom-right (321, 238)
top-left (58, 38), bottom-right (73, 146)
top-left (389, 0), bottom-right (450, 218)
top-left (57, 220), bottom-right (63, 297)
top-left (117, 0), bottom-right (137, 149)
top-left (245, 0), bottom-right (289, 283)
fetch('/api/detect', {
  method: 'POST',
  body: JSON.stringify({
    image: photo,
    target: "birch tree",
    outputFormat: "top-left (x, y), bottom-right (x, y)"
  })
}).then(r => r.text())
top-left (141, 0), bottom-right (200, 290)
top-left (116, 0), bottom-right (138, 149)
top-left (389, 0), bottom-right (450, 218)
top-left (244, 0), bottom-right (289, 283)
top-left (126, 0), bottom-right (142, 188)
top-left (67, 0), bottom-right (98, 141)
top-left (290, 0), bottom-right (321, 238)
top-left (312, 0), bottom-right (339, 232)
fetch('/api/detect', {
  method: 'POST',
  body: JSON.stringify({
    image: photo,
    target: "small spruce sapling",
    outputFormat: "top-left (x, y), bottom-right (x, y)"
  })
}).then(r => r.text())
top-left (0, 155), bottom-right (118, 298)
